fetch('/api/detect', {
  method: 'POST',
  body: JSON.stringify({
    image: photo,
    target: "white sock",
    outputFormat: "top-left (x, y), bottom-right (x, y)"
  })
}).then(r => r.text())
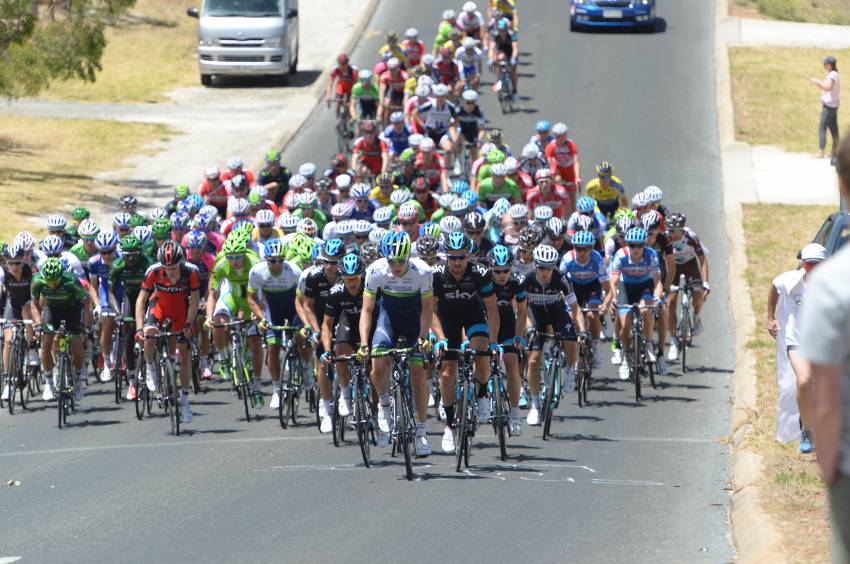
top-left (341, 385), bottom-right (351, 400)
top-left (322, 399), bottom-right (332, 415)
top-left (273, 381), bottom-right (281, 393)
top-left (146, 362), bottom-right (156, 376)
top-left (531, 394), bottom-right (540, 409)
top-left (510, 406), bottom-right (519, 417)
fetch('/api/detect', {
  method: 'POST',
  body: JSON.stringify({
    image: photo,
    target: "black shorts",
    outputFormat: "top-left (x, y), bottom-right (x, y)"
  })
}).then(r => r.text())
top-left (359, 99), bottom-right (378, 119)
top-left (528, 305), bottom-right (577, 350)
top-left (597, 199), bottom-right (619, 218)
top-left (333, 310), bottom-right (358, 347)
top-left (572, 281), bottom-right (603, 308)
top-left (438, 307), bottom-right (489, 360)
top-left (43, 305), bottom-right (83, 335)
top-left (143, 311), bottom-right (188, 344)
top-left (674, 260), bottom-right (703, 289)
top-left (497, 310), bottom-right (517, 349)
top-left (3, 300), bottom-right (28, 322)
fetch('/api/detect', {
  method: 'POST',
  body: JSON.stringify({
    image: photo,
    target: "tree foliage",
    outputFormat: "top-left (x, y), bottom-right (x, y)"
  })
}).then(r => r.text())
top-left (0, 0), bottom-right (136, 97)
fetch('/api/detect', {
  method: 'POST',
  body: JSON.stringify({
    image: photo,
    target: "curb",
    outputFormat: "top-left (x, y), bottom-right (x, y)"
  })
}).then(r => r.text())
top-left (715, 0), bottom-right (786, 561)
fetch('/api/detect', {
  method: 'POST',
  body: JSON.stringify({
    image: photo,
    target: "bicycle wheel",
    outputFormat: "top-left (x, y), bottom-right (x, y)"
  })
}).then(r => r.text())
top-left (354, 369), bottom-right (371, 467)
top-left (679, 303), bottom-right (691, 373)
top-left (234, 353), bottom-right (250, 422)
top-left (163, 364), bottom-right (177, 436)
top-left (648, 349), bottom-right (657, 390)
top-left (493, 373), bottom-right (508, 461)
top-left (6, 364), bottom-right (15, 415)
top-left (396, 381), bottom-right (414, 481)
top-left (279, 352), bottom-right (295, 428)
top-left (455, 377), bottom-right (469, 472)
top-left (331, 371), bottom-right (341, 447)
top-left (576, 353), bottom-right (589, 408)
top-left (17, 347), bottom-right (30, 410)
top-left (57, 359), bottom-right (67, 429)
top-left (632, 336), bottom-right (642, 401)
top-left (542, 359), bottom-right (557, 440)
top-left (191, 354), bottom-right (201, 395)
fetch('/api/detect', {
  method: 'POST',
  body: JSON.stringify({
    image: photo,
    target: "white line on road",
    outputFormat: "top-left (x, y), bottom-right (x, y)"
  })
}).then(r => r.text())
top-left (0, 557), bottom-right (23, 563)
top-left (592, 479), bottom-right (665, 486)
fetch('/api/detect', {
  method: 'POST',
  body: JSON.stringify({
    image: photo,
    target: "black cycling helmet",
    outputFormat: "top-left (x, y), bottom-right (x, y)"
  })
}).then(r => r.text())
top-left (667, 212), bottom-right (686, 229)
top-left (462, 210), bottom-right (486, 231)
top-left (518, 225), bottom-right (543, 248)
top-left (416, 235), bottom-right (439, 257)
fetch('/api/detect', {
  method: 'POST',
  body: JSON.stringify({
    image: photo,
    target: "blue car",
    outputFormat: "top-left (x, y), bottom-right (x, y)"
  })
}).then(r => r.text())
top-left (570, 0), bottom-right (657, 31)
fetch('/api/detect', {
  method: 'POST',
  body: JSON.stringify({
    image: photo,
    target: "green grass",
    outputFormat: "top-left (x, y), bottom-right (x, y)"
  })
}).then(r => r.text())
top-left (730, 47), bottom-right (850, 152)
top-left (0, 116), bottom-right (173, 242)
top-left (743, 204), bottom-right (832, 564)
top-left (734, 0), bottom-right (850, 24)
top-left (40, 0), bottom-right (198, 103)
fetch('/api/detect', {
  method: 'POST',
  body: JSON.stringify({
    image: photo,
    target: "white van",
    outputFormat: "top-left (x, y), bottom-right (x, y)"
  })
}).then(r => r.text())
top-left (187, 0), bottom-right (299, 86)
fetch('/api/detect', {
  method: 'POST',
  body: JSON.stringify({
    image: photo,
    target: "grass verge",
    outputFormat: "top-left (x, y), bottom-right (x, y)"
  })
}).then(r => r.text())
top-left (733, 0), bottom-right (850, 24)
top-left (730, 47), bottom-right (850, 153)
top-left (742, 203), bottom-right (832, 564)
top-left (40, 0), bottom-right (198, 103)
top-left (0, 116), bottom-right (172, 242)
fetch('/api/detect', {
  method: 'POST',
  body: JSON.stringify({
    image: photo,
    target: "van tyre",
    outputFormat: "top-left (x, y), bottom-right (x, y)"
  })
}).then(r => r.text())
top-left (201, 74), bottom-right (212, 86)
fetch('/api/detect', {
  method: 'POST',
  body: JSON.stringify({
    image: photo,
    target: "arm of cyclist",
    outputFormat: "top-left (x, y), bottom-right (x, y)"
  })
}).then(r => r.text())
top-left (663, 253), bottom-right (675, 291)
top-left (652, 271), bottom-right (664, 304)
top-left (601, 277), bottom-right (614, 314)
top-left (31, 296), bottom-right (44, 328)
top-left (358, 291), bottom-right (376, 355)
top-left (608, 270), bottom-right (621, 315)
top-left (484, 293), bottom-right (500, 344)
top-left (430, 305), bottom-right (448, 350)
top-left (569, 298), bottom-right (586, 334)
top-left (296, 294), bottom-right (321, 339)
top-left (135, 288), bottom-right (149, 334)
top-left (700, 257), bottom-right (710, 289)
top-left (205, 284), bottom-right (219, 325)
top-left (320, 313), bottom-right (336, 359)
top-left (418, 294), bottom-right (435, 344)
top-left (246, 288), bottom-right (266, 328)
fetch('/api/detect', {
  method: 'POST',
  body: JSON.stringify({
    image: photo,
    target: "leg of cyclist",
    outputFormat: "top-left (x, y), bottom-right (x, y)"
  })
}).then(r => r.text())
top-left (503, 349), bottom-right (522, 434)
top-left (655, 301), bottom-right (668, 374)
top-left (248, 331), bottom-right (264, 407)
top-left (692, 286), bottom-right (706, 334)
top-left (618, 310), bottom-right (634, 380)
top-left (266, 330), bottom-right (282, 409)
top-left (142, 321), bottom-right (160, 393)
top-left (666, 289), bottom-right (680, 360)
top-left (334, 342), bottom-right (354, 416)
top-left (100, 310), bottom-right (115, 381)
top-left (41, 330), bottom-right (56, 399)
top-left (438, 358), bottom-right (459, 451)
top-left (640, 297), bottom-right (656, 362)
top-left (174, 335), bottom-right (193, 422)
top-left (212, 294), bottom-right (236, 380)
top-left (470, 333), bottom-right (491, 422)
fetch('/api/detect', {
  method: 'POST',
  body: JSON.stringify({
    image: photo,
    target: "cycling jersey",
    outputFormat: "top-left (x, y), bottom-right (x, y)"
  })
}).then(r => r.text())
top-left (670, 230), bottom-right (705, 265)
top-left (248, 260), bottom-right (301, 325)
top-left (433, 57), bottom-right (460, 85)
top-left (566, 211), bottom-right (607, 242)
top-left (69, 241), bottom-right (95, 267)
top-left (455, 105), bottom-right (486, 142)
top-left (211, 253), bottom-right (262, 304)
top-left (141, 262), bottom-right (200, 330)
top-left (380, 70), bottom-right (408, 105)
top-left (610, 247), bottom-right (660, 285)
top-left (366, 257), bottom-right (432, 354)
top-left (186, 252), bottom-right (215, 298)
top-left (545, 139), bottom-right (579, 183)
top-left (0, 264), bottom-right (32, 319)
top-left (458, 10), bottom-right (485, 34)
top-left (454, 45), bottom-right (483, 75)
top-left (414, 153), bottom-right (446, 189)
top-left (297, 265), bottom-right (337, 326)
top-left (378, 44), bottom-right (407, 67)
top-left (525, 185), bottom-right (571, 218)
top-left (32, 271), bottom-right (88, 310)
top-left (351, 82), bottom-right (380, 118)
top-left (492, 31), bottom-right (516, 57)
top-left (523, 269), bottom-right (579, 345)
top-left (353, 136), bottom-right (387, 176)
top-left (478, 177), bottom-right (521, 205)
top-left (329, 64), bottom-right (358, 96)
top-left (109, 254), bottom-right (154, 310)
top-left (418, 99), bottom-right (456, 135)
top-left (433, 262), bottom-right (494, 355)
top-left (324, 280), bottom-right (365, 345)
top-left (529, 133), bottom-right (554, 152)
top-left (88, 254), bottom-right (121, 309)
top-left (401, 39), bottom-right (425, 66)
top-left (560, 249), bottom-right (609, 285)
top-left (382, 123), bottom-right (412, 155)
top-left (493, 273), bottom-right (527, 348)
top-left (585, 175), bottom-right (625, 203)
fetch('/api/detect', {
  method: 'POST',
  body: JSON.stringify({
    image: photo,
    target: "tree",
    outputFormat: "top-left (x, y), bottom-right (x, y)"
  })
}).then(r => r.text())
top-left (0, 0), bottom-right (136, 98)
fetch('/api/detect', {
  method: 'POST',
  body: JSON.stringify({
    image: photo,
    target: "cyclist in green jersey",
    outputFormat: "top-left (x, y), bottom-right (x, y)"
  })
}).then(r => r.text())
top-left (30, 258), bottom-right (89, 402)
top-left (349, 71), bottom-right (379, 136)
top-left (69, 219), bottom-right (101, 266)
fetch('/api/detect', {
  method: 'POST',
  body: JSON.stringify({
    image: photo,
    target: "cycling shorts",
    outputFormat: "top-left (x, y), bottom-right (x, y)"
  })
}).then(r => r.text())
top-left (618, 280), bottom-right (655, 316)
top-left (529, 305), bottom-right (577, 349)
top-left (143, 310), bottom-right (188, 344)
top-left (44, 305), bottom-right (83, 335)
top-left (358, 100), bottom-right (378, 119)
top-left (438, 308), bottom-right (489, 361)
top-left (213, 294), bottom-right (259, 337)
top-left (372, 306), bottom-right (423, 366)
top-left (597, 199), bottom-right (619, 218)
top-left (3, 301), bottom-right (28, 322)
top-left (461, 64), bottom-right (478, 79)
top-left (673, 259), bottom-right (703, 290)
top-left (572, 281), bottom-right (603, 308)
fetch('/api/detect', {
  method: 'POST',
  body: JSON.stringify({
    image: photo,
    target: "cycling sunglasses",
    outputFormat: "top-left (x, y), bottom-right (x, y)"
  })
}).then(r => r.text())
top-left (446, 254), bottom-right (467, 261)
top-left (6, 261), bottom-right (22, 267)
top-left (399, 221), bottom-right (417, 227)
top-left (491, 268), bottom-right (511, 274)
top-left (267, 258), bottom-right (285, 264)
top-left (628, 243), bottom-right (644, 249)
top-left (388, 257), bottom-right (408, 265)
top-left (226, 254), bottom-right (244, 261)
top-left (574, 246), bottom-right (592, 252)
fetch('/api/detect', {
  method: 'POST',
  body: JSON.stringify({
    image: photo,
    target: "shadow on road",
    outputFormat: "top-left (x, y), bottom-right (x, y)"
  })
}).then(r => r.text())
top-left (209, 70), bottom-right (322, 89)
top-left (570, 17), bottom-right (667, 35)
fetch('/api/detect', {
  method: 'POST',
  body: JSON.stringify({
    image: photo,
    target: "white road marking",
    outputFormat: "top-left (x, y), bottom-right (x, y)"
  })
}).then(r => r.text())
top-left (592, 479), bottom-right (665, 486)
top-left (0, 557), bottom-right (23, 563)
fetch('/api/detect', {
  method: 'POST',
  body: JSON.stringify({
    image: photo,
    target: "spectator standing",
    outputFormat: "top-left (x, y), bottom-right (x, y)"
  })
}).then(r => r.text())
top-left (810, 55), bottom-right (840, 159)
top-left (800, 133), bottom-right (850, 562)
top-left (767, 243), bottom-right (826, 452)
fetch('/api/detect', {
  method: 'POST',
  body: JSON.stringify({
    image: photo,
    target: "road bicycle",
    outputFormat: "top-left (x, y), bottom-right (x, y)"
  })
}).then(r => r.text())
top-left (372, 339), bottom-right (417, 481)
top-left (441, 346), bottom-right (492, 471)
top-left (333, 95), bottom-right (353, 153)
top-left (673, 274), bottom-right (694, 373)
top-left (488, 348), bottom-right (511, 461)
top-left (575, 330), bottom-right (594, 408)
top-left (102, 312), bottom-right (135, 404)
top-left (0, 319), bottom-right (35, 414)
top-left (495, 60), bottom-right (514, 114)
top-left (45, 321), bottom-right (75, 429)
top-left (269, 322), bottom-right (306, 429)
top-left (213, 319), bottom-right (256, 422)
top-left (144, 321), bottom-right (186, 436)
top-left (624, 303), bottom-right (658, 401)
top-left (534, 331), bottom-right (570, 440)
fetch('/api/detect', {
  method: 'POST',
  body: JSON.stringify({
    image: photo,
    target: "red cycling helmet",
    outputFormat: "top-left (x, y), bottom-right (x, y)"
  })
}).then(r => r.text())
top-left (337, 53), bottom-right (349, 65)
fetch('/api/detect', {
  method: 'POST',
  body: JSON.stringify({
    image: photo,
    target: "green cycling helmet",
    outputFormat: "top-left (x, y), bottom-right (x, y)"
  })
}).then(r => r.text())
top-left (0, 242), bottom-right (8, 258)
top-left (175, 183), bottom-right (191, 200)
top-left (487, 149), bottom-right (506, 164)
top-left (152, 218), bottom-right (172, 238)
top-left (248, 192), bottom-right (261, 206)
top-left (613, 207), bottom-right (635, 222)
top-left (265, 149), bottom-right (281, 163)
top-left (41, 257), bottom-right (64, 282)
top-left (288, 232), bottom-right (315, 259)
top-left (222, 235), bottom-right (247, 255)
top-left (119, 235), bottom-right (142, 253)
top-left (399, 148), bottom-right (416, 163)
top-left (71, 207), bottom-right (90, 222)
top-left (129, 214), bottom-right (147, 228)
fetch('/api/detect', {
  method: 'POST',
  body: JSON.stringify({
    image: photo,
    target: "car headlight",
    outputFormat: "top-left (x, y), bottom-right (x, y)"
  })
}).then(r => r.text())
top-left (264, 36), bottom-right (282, 47)
top-left (199, 36), bottom-right (217, 46)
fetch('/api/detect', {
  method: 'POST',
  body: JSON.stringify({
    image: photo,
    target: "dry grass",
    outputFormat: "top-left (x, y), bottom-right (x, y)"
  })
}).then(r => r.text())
top-left (742, 203), bottom-right (832, 564)
top-left (40, 0), bottom-right (198, 103)
top-left (730, 47), bottom-right (850, 153)
top-left (734, 0), bottom-right (850, 24)
top-left (0, 116), bottom-right (172, 242)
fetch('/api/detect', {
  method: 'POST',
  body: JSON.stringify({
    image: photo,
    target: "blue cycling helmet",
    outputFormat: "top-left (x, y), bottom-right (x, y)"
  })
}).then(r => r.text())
top-left (445, 231), bottom-right (471, 252)
top-left (340, 253), bottom-right (364, 276)
top-left (189, 193), bottom-right (204, 213)
top-left (113, 212), bottom-right (132, 230)
top-left (351, 183), bottom-right (371, 199)
top-left (264, 238), bottom-right (285, 258)
top-left (95, 231), bottom-right (119, 252)
top-left (185, 229), bottom-right (208, 249)
top-left (625, 227), bottom-right (648, 245)
top-left (464, 190), bottom-right (479, 207)
top-left (571, 230), bottom-right (596, 247)
top-left (323, 238), bottom-right (345, 261)
top-left (40, 235), bottom-right (64, 257)
top-left (171, 211), bottom-right (191, 231)
top-left (381, 230), bottom-right (412, 259)
top-left (232, 219), bottom-right (254, 233)
top-left (497, 18), bottom-right (509, 30)
top-left (177, 199), bottom-right (193, 215)
top-left (535, 120), bottom-right (551, 133)
top-left (451, 179), bottom-right (470, 194)
top-left (419, 222), bottom-right (441, 238)
top-left (487, 244), bottom-right (513, 268)
top-left (311, 241), bottom-right (324, 261)
top-left (576, 196), bottom-right (596, 214)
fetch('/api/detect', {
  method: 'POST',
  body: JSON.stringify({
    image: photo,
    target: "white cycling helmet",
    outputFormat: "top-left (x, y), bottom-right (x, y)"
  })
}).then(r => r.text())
top-left (351, 183), bottom-right (370, 199)
top-left (277, 213), bottom-right (299, 233)
top-left (534, 206), bottom-right (554, 222)
top-left (297, 218), bottom-right (318, 237)
top-left (336, 219), bottom-right (355, 236)
top-left (387, 57), bottom-right (401, 70)
top-left (77, 219), bottom-right (101, 238)
top-left (503, 157), bottom-right (519, 174)
top-left (390, 188), bottom-right (411, 206)
top-left (422, 53), bottom-right (435, 66)
top-left (439, 215), bottom-right (462, 234)
top-left (408, 133), bottom-right (425, 148)
top-left (431, 83), bottom-right (449, 97)
top-left (461, 89), bottom-right (479, 102)
top-left (369, 227), bottom-right (388, 244)
top-left (14, 231), bottom-right (36, 252)
top-left (490, 163), bottom-right (508, 177)
top-left (298, 162), bottom-right (317, 178)
top-left (255, 209), bottom-right (275, 227)
top-left (443, 9), bottom-right (457, 20)
top-left (204, 166), bottom-right (220, 179)
top-left (551, 122), bottom-right (568, 136)
top-left (509, 203), bottom-right (529, 220)
top-left (289, 174), bottom-right (307, 188)
top-left (643, 185), bottom-right (663, 204)
top-left (354, 220), bottom-right (373, 235)
top-left (438, 193), bottom-right (455, 209)
top-left (462, 37), bottom-right (477, 49)
top-left (232, 198), bottom-right (251, 216)
top-left (632, 191), bottom-right (648, 208)
top-left (397, 203), bottom-right (419, 222)
top-left (463, 1), bottom-right (477, 12)
top-left (522, 143), bottom-right (540, 159)
top-left (405, 27), bottom-right (418, 39)
top-left (335, 173), bottom-right (352, 189)
top-left (227, 156), bottom-right (244, 170)
top-left (331, 202), bottom-right (354, 219)
top-left (415, 84), bottom-right (431, 99)
top-left (533, 245), bottom-right (559, 267)
top-left (373, 206), bottom-right (394, 225)
top-left (47, 214), bottom-right (67, 231)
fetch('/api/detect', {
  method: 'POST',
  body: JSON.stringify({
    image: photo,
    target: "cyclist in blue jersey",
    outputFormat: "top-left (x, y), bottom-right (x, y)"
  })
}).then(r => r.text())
top-left (358, 231), bottom-right (434, 456)
top-left (382, 111), bottom-right (412, 165)
top-left (559, 230), bottom-right (612, 368)
top-left (88, 231), bottom-right (121, 383)
top-left (608, 227), bottom-right (663, 381)
top-left (247, 238), bottom-right (302, 411)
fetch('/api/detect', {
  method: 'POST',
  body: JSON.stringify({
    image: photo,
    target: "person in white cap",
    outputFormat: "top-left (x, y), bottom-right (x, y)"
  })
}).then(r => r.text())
top-left (767, 242), bottom-right (826, 454)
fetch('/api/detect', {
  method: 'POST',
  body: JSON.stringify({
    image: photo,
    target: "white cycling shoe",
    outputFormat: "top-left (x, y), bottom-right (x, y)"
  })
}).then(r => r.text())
top-left (527, 406), bottom-right (540, 426)
top-left (611, 348), bottom-right (624, 365)
top-left (320, 415), bottom-right (332, 434)
top-left (269, 391), bottom-right (280, 410)
top-left (667, 339), bottom-right (679, 362)
top-left (338, 396), bottom-right (351, 417)
top-left (415, 424), bottom-right (431, 457)
top-left (441, 427), bottom-right (456, 453)
top-left (619, 362), bottom-right (631, 380)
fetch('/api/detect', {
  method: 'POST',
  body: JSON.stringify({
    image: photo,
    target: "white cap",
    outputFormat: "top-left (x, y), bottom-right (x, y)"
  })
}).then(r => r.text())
top-left (800, 243), bottom-right (827, 263)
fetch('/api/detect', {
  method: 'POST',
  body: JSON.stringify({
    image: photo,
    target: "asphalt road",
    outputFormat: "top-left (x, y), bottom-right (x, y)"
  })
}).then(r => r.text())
top-left (0, 2), bottom-right (733, 563)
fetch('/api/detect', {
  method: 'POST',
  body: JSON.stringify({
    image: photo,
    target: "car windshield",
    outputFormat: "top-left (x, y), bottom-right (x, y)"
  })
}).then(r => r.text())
top-left (204, 0), bottom-right (281, 17)
top-left (833, 216), bottom-right (850, 253)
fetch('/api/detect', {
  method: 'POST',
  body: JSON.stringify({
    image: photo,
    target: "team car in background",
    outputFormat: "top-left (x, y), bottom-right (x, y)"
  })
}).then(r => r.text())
top-left (569, 0), bottom-right (657, 31)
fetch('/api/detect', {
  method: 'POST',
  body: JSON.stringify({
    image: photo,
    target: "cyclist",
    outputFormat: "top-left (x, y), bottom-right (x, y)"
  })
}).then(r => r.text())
top-left (46, 215), bottom-right (72, 251)
top-left (38, 235), bottom-right (85, 279)
top-left (66, 207), bottom-right (91, 247)
top-left (487, 244), bottom-right (527, 435)
top-left (136, 241), bottom-right (200, 422)
top-left (545, 122), bottom-right (580, 192)
top-left (455, 36), bottom-right (484, 92)
top-left (183, 230), bottom-right (215, 380)
top-left (31, 257), bottom-right (89, 402)
top-left (433, 46), bottom-right (462, 96)
top-left (523, 245), bottom-right (586, 426)
top-left (326, 53), bottom-right (358, 118)
top-left (378, 32), bottom-right (407, 67)
top-left (431, 232), bottom-right (500, 453)
top-left (207, 236), bottom-right (264, 406)
top-left (414, 234), bottom-right (441, 267)
top-left (199, 166), bottom-right (229, 216)
top-left (526, 168), bottom-right (571, 219)
top-left (257, 150), bottom-right (292, 206)
top-left (608, 227), bottom-right (663, 381)
top-left (464, 210), bottom-right (493, 262)
top-left (453, 89), bottom-right (486, 164)
top-left (585, 161), bottom-right (627, 220)
top-left (559, 231), bottom-right (611, 368)
top-left (350, 70), bottom-right (380, 132)
top-left (641, 210), bottom-right (673, 375)
top-left (0, 244), bottom-right (37, 388)
top-left (459, 2), bottom-right (487, 47)
top-left (352, 120), bottom-right (389, 179)
top-left (489, 0), bottom-right (519, 30)
top-left (479, 163), bottom-right (522, 206)
top-left (666, 212), bottom-right (709, 361)
top-left (488, 18), bottom-right (518, 102)
top-left (87, 231), bottom-right (121, 382)
top-left (529, 120), bottom-right (553, 153)
top-left (378, 57), bottom-right (408, 125)
top-left (401, 28), bottom-right (425, 67)
top-left (296, 239), bottom-right (345, 431)
top-left (382, 111), bottom-right (412, 162)
top-left (414, 137), bottom-right (449, 192)
top-left (358, 231), bottom-right (434, 455)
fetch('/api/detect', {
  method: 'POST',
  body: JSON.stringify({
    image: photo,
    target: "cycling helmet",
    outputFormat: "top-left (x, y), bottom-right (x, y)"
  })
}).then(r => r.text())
top-left (571, 230), bottom-right (596, 247)
top-left (174, 183), bottom-right (191, 200)
top-left (221, 236), bottom-right (247, 256)
top-left (297, 218), bottom-right (318, 237)
top-left (113, 212), bottom-right (132, 230)
top-left (249, 184), bottom-right (269, 202)
top-left (133, 225), bottom-right (152, 245)
top-left (437, 193), bottom-right (455, 210)
top-left (13, 231), bottom-right (36, 252)
top-left (40, 257), bottom-right (64, 282)
top-left (414, 83), bottom-right (432, 99)
top-left (443, 8), bottom-right (457, 19)
top-left (373, 207), bottom-right (394, 226)
top-left (419, 222), bottom-right (441, 238)
top-left (504, 156), bottom-right (519, 174)
top-left (354, 220), bottom-right (372, 236)
top-left (461, 89), bottom-right (478, 102)
top-left (331, 202), bottom-right (354, 219)
top-left (157, 240), bottom-right (184, 266)
top-left (129, 213), bottom-right (147, 229)
top-left (487, 150), bottom-right (506, 164)
top-left (95, 231), bottom-right (119, 252)
top-left (337, 219), bottom-right (356, 237)
top-left (625, 227), bottom-right (648, 245)
top-left (298, 162), bottom-right (317, 178)
top-left (177, 198), bottom-right (194, 215)
top-left (631, 192), bottom-right (647, 208)
top-left (533, 205), bottom-right (553, 222)
top-left (439, 215), bottom-right (462, 234)
top-left (359, 69), bottom-right (373, 82)
top-left (337, 53), bottom-right (349, 65)
top-left (148, 208), bottom-right (168, 222)
top-left (40, 235), bottom-right (64, 257)
top-left (405, 27), bottom-right (418, 39)
top-left (340, 253), bottom-right (364, 276)
top-left (369, 227), bottom-right (388, 245)
top-left (445, 231), bottom-right (470, 252)
top-left (289, 174), bottom-right (307, 189)
top-left (463, 210), bottom-right (486, 231)
top-left (576, 196), bottom-right (596, 214)
top-left (255, 209), bottom-right (275, 227)
top-left (596, 161), bottom-right (613, 176)
top-left (451, 179), bottom-right (470, 194)
top-left (287, 233), bottom-right (315, 261)
top-left (389, 111), bottom-right (404, 124)
top-left (227, 156), bottom-right (244, 170)
top-left (336, 174), bottom-right (353, 189)
top-left (644, 185), bottom-right (663, 204)
top-left (205, 166), bottom-right (220, 180)
top-left (575, 214), bottom-right (595, 232)
top-left (77, 219), bottom-right (101, 239)
top-left (184, 230), bottom-right (208, 249)
top-left (450, 198), bottom-right (469, 217)
top-left (432, 83), bottom-right (450, 97)
top-left (509, 203), bottom-right (529, 220)
top-left (534, 168), bottom-right (553, 182)
top-left (462, 1), bottom-right (477, 12)
top-left (313, 242), bottom-right (327, 263)
top-left (375, 172), bottom-right (393, 187)
top-left (381, 231), bottom-right (411, 260)
top-left (545, 217), bottom-right (566, 239)
top-left (397, 203), bottom-right (419, 222)
top-left (278, 214), bottom-right (299, 233)
top-left (533, 245), bottom-right (559, 268)
top-left (227, 198), bottom-right (248, 217)
top-left (47, 215), bottom-right (67, 231)
top-left (390, 189), bottom-right (411, 206)
top-left (416, 235), bottom-right (439, 257)
top-left (323, 238), bottom-right (345, 261)
top-left (614, 207), bottom-right (636, 222)
top-left (518, 225), bottom-right (544, 248)
top-left (230, 174), bottom-right (248, 192)
top-left (119, 194), bottom-right (138, 209)
top-left (488, 128), bottom-right (503, 144)
top-left (616, 216), bottom-right (635, 235)
top-left (71, 207), bottom-right (90, 222)
top-left (490, 198), bottom-right (511, 220)
top-left (315, 177), bottom-right (332, 192)
top-left (641, 209), bottom-right (662, 231)
top-left (263, 238), bottom-right (285, 258)
top-left (359, 241), bottom-right (381, 264)
top-left (351, 184), bottom-right (370, 199)
top-left (667, 212), bottom-right (686, 229)
top-left (387, 57), bottom-right (401, 70)
top-left (119, 235), bottom-right (142, 253)
top-left (171, 212), bottom-right (190, 231)
top-left (491, 163), bottom-right (508, 177)
top-left (496, 18), bottom-right (510, 30)
top-left (487, 245), bottom-right (513, 268)
top-left (535, 120), bottom-right (551, 133)
top-left (552, 122), bottom-right (568, 136)
top-left (8, 242), bottom-right (26, 260)
top-left (299, 192), bottom-right (320, 209)
top-left (464, 191), bottom-right (479, 208)
top-left (522, 144), bottom-right (540, 159)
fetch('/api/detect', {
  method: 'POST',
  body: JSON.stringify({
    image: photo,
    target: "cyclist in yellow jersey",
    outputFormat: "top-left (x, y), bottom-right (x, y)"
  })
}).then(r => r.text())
top-left (369, 173), bottom-right (397, 206)
top-left (378, 32), bottom-right (408, 68)
top-left (585, 161), bottom-right (627, 220)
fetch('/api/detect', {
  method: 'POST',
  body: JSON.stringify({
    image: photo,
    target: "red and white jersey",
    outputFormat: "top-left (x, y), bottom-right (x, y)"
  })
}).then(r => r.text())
top-left (401, 39), bottom-right (425, 66)
top-left (525, 185), bottom-right (571, 218)
top-left (545, 139), bottom-right (578, 173)
top-left (458, 10), bottom-right (485, 33)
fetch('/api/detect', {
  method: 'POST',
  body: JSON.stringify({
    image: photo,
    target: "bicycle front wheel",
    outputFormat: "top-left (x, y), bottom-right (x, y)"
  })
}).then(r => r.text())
top-left (632, 336), bottom-right (642, 402)
top-left (331, 371), bottom-right (341, 447)
top-left (455, 378), bottom-right (469, 472)
top-left (354, 370), bottom-right (371, 467)
top-left (396, 383), bottom-right (414, 481)
top-left (494, 374), bottom-right (508, 461)
top-left (234, 354), bottom-right (250, 422)
top-left (542, 362), bottom-right (557, 440)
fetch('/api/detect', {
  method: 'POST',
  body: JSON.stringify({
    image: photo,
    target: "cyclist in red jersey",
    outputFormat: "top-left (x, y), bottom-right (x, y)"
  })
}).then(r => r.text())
top-left (220, 156), bottom-right (255, 185)
top-left (414, 137), bottom-right (449, 192)
top-left (401, 28), bottom-right (425, 67)
top-left (544, 122), bottom-right (581, 192)
top-left (378, 58), bottom-right (408, 125)
top-left (326, 54), bottom-right (358, 117)
top-left (525, 169), bottom-right (572, 218)
top-left (135, 241), bottom-right (200, 423)
top-left (352, 120), bottom-right (388, 179)
top-left (199, 166), bottom-right (230, 215)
